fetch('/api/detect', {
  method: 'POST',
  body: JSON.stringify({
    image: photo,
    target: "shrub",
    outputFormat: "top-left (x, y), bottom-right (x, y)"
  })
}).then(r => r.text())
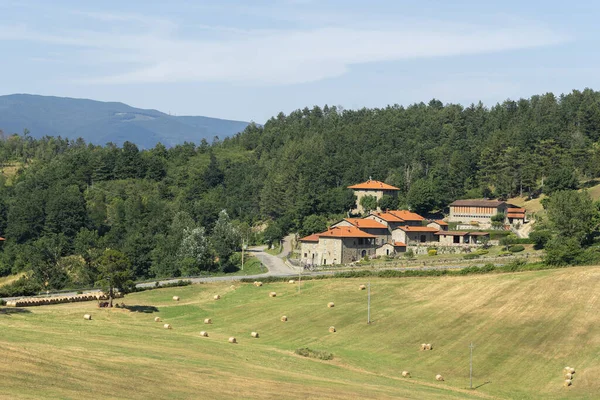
top-left (428, 249), bottom-right (437, 256)
top-left (529, 230), bottom-right (552, 249)
top-left (405, 249), bottom-right (415, 259)
top-left (0, 276), bottom-right (42, 298)
top-left (463, 253), bottom-right (480, 260)
top-left (481, 263), bottom-right (496, 273)
top-left (295, 347), bottom-right (334, 360)
top-left (509, 245), bottom-right (525, 253)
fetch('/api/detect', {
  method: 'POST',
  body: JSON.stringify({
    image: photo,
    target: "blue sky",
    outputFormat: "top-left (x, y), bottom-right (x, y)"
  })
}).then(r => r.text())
top-left (0, 0), bottom-right (598, 122)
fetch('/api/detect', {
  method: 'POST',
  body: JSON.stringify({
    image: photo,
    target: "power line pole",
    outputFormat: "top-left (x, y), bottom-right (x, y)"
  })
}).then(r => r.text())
top-left (469, 342), bottom-right (475, 389)
top-left (367, 281), bottom-right (371, 324)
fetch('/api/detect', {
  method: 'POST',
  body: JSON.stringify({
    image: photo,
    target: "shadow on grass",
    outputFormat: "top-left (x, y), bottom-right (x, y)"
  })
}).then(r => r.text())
top-left (0, 307), bottom-right (32, 315)
top-left (124, 305), bottom-right (159, 313)
top-left (473, 381), bottom-right (491, 390)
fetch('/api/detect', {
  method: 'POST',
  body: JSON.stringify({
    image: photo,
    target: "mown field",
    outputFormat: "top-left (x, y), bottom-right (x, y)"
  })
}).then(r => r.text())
top-left (1, 267), bottom-right (600, 399)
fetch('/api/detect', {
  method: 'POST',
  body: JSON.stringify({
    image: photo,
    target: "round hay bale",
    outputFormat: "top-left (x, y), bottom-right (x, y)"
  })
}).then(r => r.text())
top-left (204, 318), bottom-right (212, 324)
top-left (565, 373), bottom-right (573, 380)
top-left (164, 323), bottom-right (172, 330)
top-left (256, 282), bottom-right (263, 287)
top-left (251, 332), bottom-right (259, 338)
top-left (154, 317), bottom-right (161, 322)
top-left (327, 302), bottom-right (335, 308)
top-left (288, 280), bottom-right (295, 284)
top-left (426, 344), bottom-right (433, 351)
top-left (564, 366), bottom-right (571, 372)
top-left (269, 292), bottom-right (277, 298)
top-left (230, 285), bottom-right (236, 290)
top-left (214, 295), bottom-right (221, 300)
top-left (329, 326), bottom-right (336, 333)
top-left (359, 284), bottom-right (366, 290)
top-left (83, 314), bottom-right (92, 320)
top-left (200, 331), bottom-right (208, 337)
top-left (564, 379), bottom-right (572, 387)
top-left (173, 296), bottom-right (180, 301)
top-left (435, 374), bottom-right (444, 382)
top-left (420, 343), bottom-right (427, 351)
top-left (569, 367), bottom-right (575, 374)
top-left (281, 316), bottom-right (288, 322)
top-left (402, 371), bottom-right (410, 378)
top-left (228, 337), bottom-right (237, 344)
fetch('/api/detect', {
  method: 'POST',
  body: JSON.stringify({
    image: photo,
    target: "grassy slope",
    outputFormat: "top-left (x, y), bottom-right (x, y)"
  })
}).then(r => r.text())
top-left (2, 268), bottom-right (600, 399)
top-left (509, 182), bottom-right (600, 215)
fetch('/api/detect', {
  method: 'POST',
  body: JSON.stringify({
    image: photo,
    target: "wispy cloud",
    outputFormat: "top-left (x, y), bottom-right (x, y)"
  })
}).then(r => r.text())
top-left (0, 7), bottom-right (569, 86)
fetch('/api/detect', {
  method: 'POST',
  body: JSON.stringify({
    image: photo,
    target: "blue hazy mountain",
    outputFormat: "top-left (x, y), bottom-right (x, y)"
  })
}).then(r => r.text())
top-left (0, 94), bottom-right (250, 148)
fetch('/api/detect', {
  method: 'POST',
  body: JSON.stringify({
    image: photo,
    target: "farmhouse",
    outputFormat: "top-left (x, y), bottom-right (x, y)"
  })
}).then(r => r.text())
top-left (448, 199), bottom-right (526, 228)
top-left (299, 226), bottom-right (377, 265)
top-left (331, 218), bottom-right (391, 246)
top-left (348, 178), bottom-right (400, 214)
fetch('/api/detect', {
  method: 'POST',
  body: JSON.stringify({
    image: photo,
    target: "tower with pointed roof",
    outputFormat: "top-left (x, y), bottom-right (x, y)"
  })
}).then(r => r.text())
top-left (347, 178), bottom-right (400, 214)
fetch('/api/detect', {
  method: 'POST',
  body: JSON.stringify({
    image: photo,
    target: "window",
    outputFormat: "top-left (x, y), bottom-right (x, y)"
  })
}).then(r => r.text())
top-left (303, 253), bottom-right (307, 257)
top-left (358, 238), bottom-right (364, 245)
top-left (420, 235), bottom-right (426, 243)
top-left (386, 249), bottom-right (389, 256)
top-left (453, 236), bottom-right (460, 244)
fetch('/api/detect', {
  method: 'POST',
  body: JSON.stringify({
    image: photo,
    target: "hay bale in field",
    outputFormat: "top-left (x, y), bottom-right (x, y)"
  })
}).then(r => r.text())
top-left (173, 296), bottom-right (180, 301)
top-left (281, 316), bottom-right (288, 322)
top-left (564, 366), bottom-right (571, 372)
top-left (83, 314), bottom-right (92, 320)
top-left (164, 323), bottom-right (172, 329)
top-left (214, 295), bottom-right (221, 300)
top-left (569, 367), bottom-right (575, 374)
top-left (200, 331), bottom-right (208, 337)
top-left (421, 343), bottom-right (427, 351)
top-left (154, 317), bottom-right (161, 322)
top-left (251, 332), bottom-right (259, 338)
top-left (402, 371), bottom-right (410, 378)
top-left (329, 326), bottom-right (336, 333)
top-left (269, 292), bottom-right (277, 297)
top-left (426, 344), bottom-right (433, 350)
top-left (289, 280), bottom-right (295, 284)
top-left (564, 379), bottom-right (572, 387)
top-left (228, 337), bottom-right (237, 344)
top-left (230, 285), bottom-right (236, 290)
top-left (565, 373), bottom-right (573, 380)
top-left (255, 282), bottom-right (263, 287)
top-left (327, 302), bottom-right (335, 308)
top-left (204, 318), bottom-right (212, 324)
top-left (435, 374), bottom-right (444, 381)
top-left (359, 284), bottom-right (366, 290)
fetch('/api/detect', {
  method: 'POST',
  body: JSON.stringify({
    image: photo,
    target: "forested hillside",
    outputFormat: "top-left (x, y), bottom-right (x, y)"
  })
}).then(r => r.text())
top-left (1, 88), bottom-right (600, 290)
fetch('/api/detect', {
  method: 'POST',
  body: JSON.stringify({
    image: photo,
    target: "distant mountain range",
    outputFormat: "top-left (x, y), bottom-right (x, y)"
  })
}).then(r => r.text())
top-left (0, 94), bottom-right (250, 148)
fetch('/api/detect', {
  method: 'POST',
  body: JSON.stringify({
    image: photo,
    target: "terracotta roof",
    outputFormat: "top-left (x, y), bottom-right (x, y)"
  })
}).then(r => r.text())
top-left (435, 231), bottom-right (469, 236)
top-left (392, 241), bottom-right (406, 247)
top-left (344, 218), bottom-right (388, 229)
top-left (317, 226), bottom-right (376, 239)
top-left (449, 199), bottom-right (505, 207)
top-left (299, 233), bottom-right (320, 242)
top-left (507, 208), bottom-right (526, 213)
top-left (397, 226), bottom-right (440, 233)
top-left (430, 219), bottom-right (448, 226)
top-left (371, 212), bottom-right (405, 223)
top-left (389, 210), bottom-right (425, 221)
top-left (348, 180), bottom-right (400, 191)
top-left (468, 231), bottom-right (490, 236)
top-left (0, 237), bottom-right (5, 241)
top-left (507, 213), bottom-right (525, 219)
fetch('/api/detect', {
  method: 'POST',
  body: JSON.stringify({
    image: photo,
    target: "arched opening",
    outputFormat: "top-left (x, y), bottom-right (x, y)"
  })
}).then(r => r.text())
top-left (361, 250), bottom-right (367, 258)
top-left (386, 249), bottom-right (390, 256)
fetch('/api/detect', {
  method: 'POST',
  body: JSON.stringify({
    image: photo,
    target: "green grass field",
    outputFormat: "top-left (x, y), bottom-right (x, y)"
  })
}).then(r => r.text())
top-left (2, 267), bottom-right (599, 399)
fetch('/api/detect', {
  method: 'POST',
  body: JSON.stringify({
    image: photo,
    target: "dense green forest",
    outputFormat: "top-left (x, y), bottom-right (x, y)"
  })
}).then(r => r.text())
top-left (2, 88), bottom-right (600, 292)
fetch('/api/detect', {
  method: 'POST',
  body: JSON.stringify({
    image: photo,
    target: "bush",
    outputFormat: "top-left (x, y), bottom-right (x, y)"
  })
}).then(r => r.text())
top-left (295, 347), bottom-right (334, 360)
top-left (489, 231), bottom-right (511, 240)
top-left (0, 276), bottom-right (42, 298)
top-left (481, 263), bottom-right (496, 273)
top-left (529, 230), bottom-right (552, 249)
top-left (463, 253), bottom-right (480, 260)
top-left (427, 249), bottom-right (437, 257)
top-left (509, 245), bottom-right (525, 253)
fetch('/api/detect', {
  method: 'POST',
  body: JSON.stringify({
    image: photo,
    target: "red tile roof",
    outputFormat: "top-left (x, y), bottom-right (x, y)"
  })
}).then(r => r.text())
top-left (317, 226), bottom-right (376, 239)
top-left (299, 234), bottom-right (320, 242)
top-left (389, 210), bottom-right (425, 221)
top-left (434, 220), bottom-right (448, 226)
top-left (392, 241), bottom-right (406, 247)
top-left (449, 199), bottom-right (505, 207)
top-left (348, 180), bottom-right (400, 191)
top-left (0, 237), bottom-right (5, 241)
top-left (371, 212), bottom-right (405, 223)
top-left (344, 218), bottom-right (388, 229)
top-left (468, 232), bottom-right (490, 236)
top-left (507, 208), bottom-right (525, 213)
top-left (397, 226), bottom-right (440, 233)
top-left (507, 213), bottom-right (525, 219)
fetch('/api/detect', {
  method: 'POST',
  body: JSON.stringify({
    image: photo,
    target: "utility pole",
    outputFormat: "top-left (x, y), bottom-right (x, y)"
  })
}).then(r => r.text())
top-left (241, 239), bottom-right (245, 271)
top-left (469, 342), bottom-right (475, 389)
top-left (367, 282), bottom-right (371, 324)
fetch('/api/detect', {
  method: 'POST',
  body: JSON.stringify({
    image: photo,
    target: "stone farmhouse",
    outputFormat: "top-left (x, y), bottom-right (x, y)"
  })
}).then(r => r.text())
top-left (347, 178), bottom-right (400, 214)
top-left (448, 199), bottom-right (526, 228)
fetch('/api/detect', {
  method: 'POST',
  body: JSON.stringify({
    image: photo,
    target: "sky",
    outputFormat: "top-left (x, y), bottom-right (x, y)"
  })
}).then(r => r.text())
top-left (0, 0), bottom-right (598, 122)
